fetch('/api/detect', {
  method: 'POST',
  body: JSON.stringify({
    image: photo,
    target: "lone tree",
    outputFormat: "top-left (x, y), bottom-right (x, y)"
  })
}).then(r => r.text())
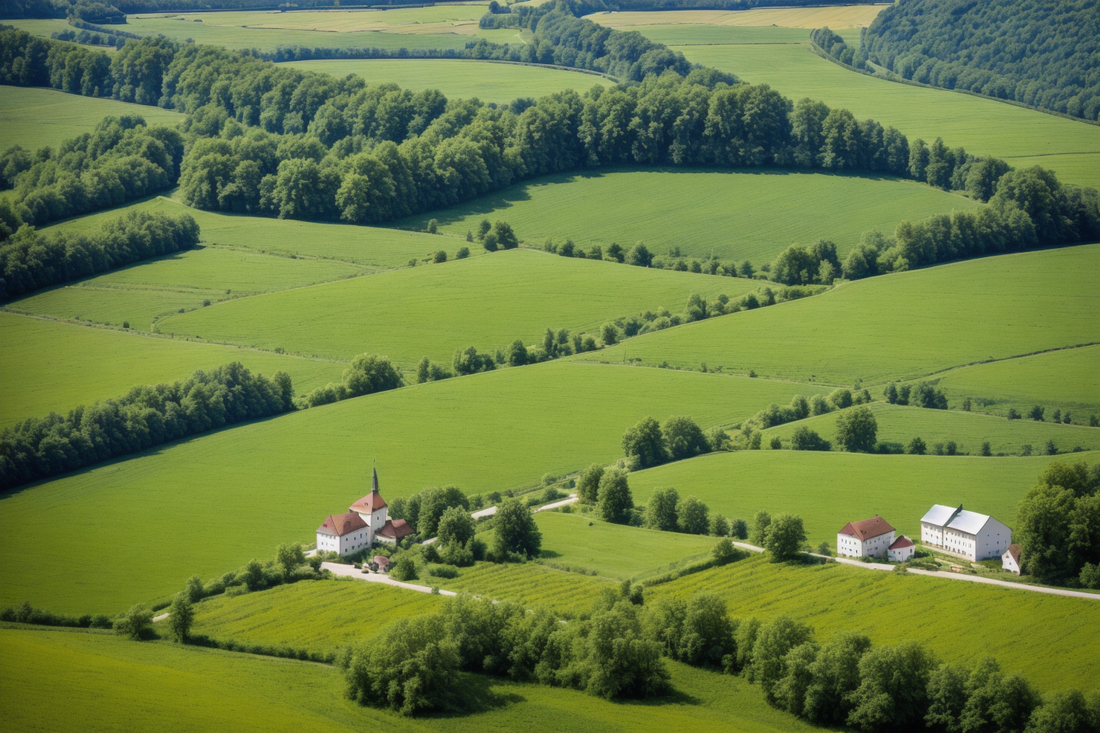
top-left (835, 406), bottom-right (878, 453)
top-left (493, 498), bottom-right (542, 559)
top-left (662, 416), bottom-right (710, 461)
top-left (577, 464), bottom-right (604, 504)
top-left (677, 496), bottom-right (710, 535)
top-left (626, 242), bottom-right (653, 267)
top-left (597, 468), bottom-right (634, 525)
top-left (765, 513), bottom-right (807, 561)
top-left (750, 510), bottom-right (772, 546)
top-left (167, 594), bottom-right (194, 643)
top-left (436, 506), bottom-right (476, 547)
top-left (115, 605), bottom-right (153, 641)
top-left (492, 220), bottom-right (518, 249)
top-left (622, 416), bottom-right (668, 469)
top-left (645, 487), bottom-right (680, 531)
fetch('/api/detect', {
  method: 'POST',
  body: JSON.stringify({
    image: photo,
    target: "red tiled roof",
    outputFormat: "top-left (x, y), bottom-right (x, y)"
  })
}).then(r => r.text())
top-left (377, 518), bottom-right (413, 539)
top-left (838, 515), bottom-right (895, 541)
top-left (350, 491), bottom-right (387, 514)
top-left (889, 535), bottom-right (914, 550)
top-left (1005, 544), bottom-right (1021, 563)
top-left (317, 512), bottom-right (368, 537)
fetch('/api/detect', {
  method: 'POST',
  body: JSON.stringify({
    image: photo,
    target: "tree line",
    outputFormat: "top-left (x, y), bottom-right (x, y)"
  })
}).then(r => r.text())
top-left (301, 353), bottom-right (403, 408)
top-left (810, 27), bottom-right (866, 72)
top-left (863, 0), bottom-right (1100, 121)
top-left (1015, 461), bottom-right (1100, 590)
top-left (0, 209), bottom-right (199, 299)
top-left (0, 362), bottom-right (294, 490)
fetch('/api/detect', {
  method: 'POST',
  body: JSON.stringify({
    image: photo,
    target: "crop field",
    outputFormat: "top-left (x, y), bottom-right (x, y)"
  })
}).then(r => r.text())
top-left (931, 345), bottom-right (1100, 420)
top-left (0, 312), bottom-right (343, 428)
top-left (534, 511), bottom-right (717, 580)
top-left (587, 5), bottom-right (887, 30)
top-left (761, 402), bottom-right (1100, 456)
top-left (629, 450), bottom-right (1099, 549)
top-left (44, 196), bottom-right (459, 269)
top-left (650, 554), bottom-right (1100, 691)
top-left (157, 247), bottom-right (765, 365)
top-left (398, 169), bottom-right (978, 264)
top-left (189, 580), bottom-right (442, 653)
top-left (282, 59), bottom-right (604, 104)
top-left (0, 86), bottom-right (182, 153)
top-left (0, 360), bottom-right (817, 613)
top-left (428, 561), bottom-right (614, 616)
top-left (610, 25), bottom-right (809, 46)
top-left (0, 627), bottom-right (821, 733)
top-left (578, 245), bottom-right (1100, 385)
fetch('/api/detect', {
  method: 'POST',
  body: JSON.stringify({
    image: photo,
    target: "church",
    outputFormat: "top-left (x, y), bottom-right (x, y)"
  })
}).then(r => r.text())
top-left (316, 467), bottom-right (413, 556)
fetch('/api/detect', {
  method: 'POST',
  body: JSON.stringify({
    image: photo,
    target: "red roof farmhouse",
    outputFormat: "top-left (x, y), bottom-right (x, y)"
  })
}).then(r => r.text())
top-left (316, 467), bottom-right (413, 556)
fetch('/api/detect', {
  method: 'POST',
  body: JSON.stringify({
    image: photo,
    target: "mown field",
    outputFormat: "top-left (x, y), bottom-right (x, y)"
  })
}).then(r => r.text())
top-left (156, 247), bottom-right (766, 365)
top-left (189, 579), bottom-right (442, 653)
top-left (931, 345), bottom-right (1100, 420)
top-left (0, 627), bottom-right (821, 733)
top-left (761, 402), bottom-right (1100, 456)
top-left (398, 169), bottom-right (978, 264)
top-left (282, 59), bottom-right (604, 104)
top-left (650, 553), bottom-right (1100, 692)
top-left (587, 5), bottom-right (886, 31)
top-left (628, 449), bottom-right (1097, 548)
top-left (577, 245), bottom-right (1100, 385)
top-left (425, 561), bottom-right (614, 617)
top-left (0, 360), bottom-right (817, 613)
top-left (0, 312), bottom-right (343, 428)
top-left (0, 85), bottom-right (182, 153)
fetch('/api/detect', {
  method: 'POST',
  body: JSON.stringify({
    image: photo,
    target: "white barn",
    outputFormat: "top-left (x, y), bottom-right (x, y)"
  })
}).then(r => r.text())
top-left (837, 516), bottom-right (896, 558)
top-left (920, 504), bottom-right (1012, 561)
top-left (1002, 544), bottom-right (1022, 575)
top-left (316, 467), bottom-right (413, 556)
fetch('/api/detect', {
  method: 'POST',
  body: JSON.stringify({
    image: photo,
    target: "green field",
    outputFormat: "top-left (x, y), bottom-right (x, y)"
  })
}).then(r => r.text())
top-left (629, 450), bottom-right (1097, 548)
top-left (0, 312), bottom-right (343, 428)
top-left (396, 169), bottom-right (980, 264)
top-left (0, 627), bottom-right (822, 733)
top-left (577, 245), bottom-right (1100, 385)
top-left (0, 360), bottom-right (817, 613)
top-left (931, 345), bottom-right (1100, 421)
top-left (157, 247), bottom-right (767, 365)
top-left (282, 59), bottom-right (604, 104)
top-left (588, 5), bottom-right (887, 31)
top-left (189, 579), bottom-right (442, 653)
top-left (650, 554), bottom-right (1100, 692)
top-left (762, 402), bottom-right (1100, 456)
top-left (0, 85), bottom-right (183, 153)
top-left (428, 561), bottom-right (614, 616)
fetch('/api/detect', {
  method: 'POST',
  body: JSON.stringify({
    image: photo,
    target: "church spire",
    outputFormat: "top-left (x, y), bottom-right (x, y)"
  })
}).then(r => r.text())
top-left (371, 463), bottom-right (379, 494)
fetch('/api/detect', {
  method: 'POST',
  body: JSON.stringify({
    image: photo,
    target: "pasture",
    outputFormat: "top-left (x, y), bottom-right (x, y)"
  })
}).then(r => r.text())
top-left (157, 247), bottom-right (766, 365)
top-left (587, 5), bottom-right (887, 30)
top-left (628, 449), bottom-right (1097, 548)
top-left (0, 85), bottom-right (182, 153)
top-left (0, 312), bottom-right (343, 428)
top-left (650, 553), bottom-right (1100, 692)
top-left (281, 59), bottom-right (606, 104)
top-left (0, 627), bottom-right (821, 733)
top-left (761, 402), bottom-right (1100, 456)
top-left (189, 580), bottom-right (442, 653)
top-left (398, 169), bottom-right (978, 264)
top-left (0, 360), bottom-right (816, 613)
top-left (577, 245), bottom-right (1100, 385)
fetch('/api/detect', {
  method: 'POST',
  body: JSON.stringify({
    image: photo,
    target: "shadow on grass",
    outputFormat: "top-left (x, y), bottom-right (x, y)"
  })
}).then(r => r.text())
top-left (424, 672), bottom-right (527, 718)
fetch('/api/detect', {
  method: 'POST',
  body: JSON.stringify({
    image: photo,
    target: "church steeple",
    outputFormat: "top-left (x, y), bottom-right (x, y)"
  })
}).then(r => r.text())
top-left (371, 464), bottom-right (380, 495)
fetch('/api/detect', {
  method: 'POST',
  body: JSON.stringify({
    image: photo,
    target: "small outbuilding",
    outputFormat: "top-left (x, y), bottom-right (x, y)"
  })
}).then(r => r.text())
top-left (888, 535), bottom-right (915, 563)
top-left (376, 518), bottom-right (414, 545)
top-left (373, 555), bottom-right (391, 573)
top-left (837, 515), bottom-right (896, 558)
top-left (1002, 544), bottom-right (1022, 575)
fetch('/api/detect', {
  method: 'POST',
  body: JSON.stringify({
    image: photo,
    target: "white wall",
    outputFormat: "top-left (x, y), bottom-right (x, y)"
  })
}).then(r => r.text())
top-left (975, 518), bottom-right (1012, 560)
top-left (921, 522), bottom-right (944, 547)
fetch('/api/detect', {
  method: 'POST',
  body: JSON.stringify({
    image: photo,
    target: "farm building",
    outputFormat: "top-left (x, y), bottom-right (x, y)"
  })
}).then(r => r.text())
top-left (316, 467), bottom-right (413, 555)
top-left (1002, 544), bottom-right (1022, 575)
top-left (836, 515), bottom-right (895, 558)
top-left (920, 504), bottom-right (1012, 561)
top-left (888, 535), bottom-right (915, 563)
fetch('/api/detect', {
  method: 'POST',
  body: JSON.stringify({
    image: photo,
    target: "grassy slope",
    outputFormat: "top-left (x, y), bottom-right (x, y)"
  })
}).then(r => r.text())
top-left (156, 247), bottom-right (766, 365)
top-left (761, 402), bottom-right (1100, 456)
top-left (0, 312), bottom-right (343, 428)
top-left (649, 554), bottom-right (1100, 692)
top-left (396, 169), bottom-right (980, 264)
top-left (0, 627), bottom-right (821, 733)
top-left (0, 361), bottom-right (815, 613)
top-left (283, 59), bottom-right (604, 105)
top-left (0, 86), bottom-right (182, 153)
top-left (431, 561), bottom-right (614, 616)
top-left (189, 580), bottom-right (442, 653)
top-left (575, 245), bottom-right (1100, 385)
top-left (628, 450), bottom-right (1099, 547)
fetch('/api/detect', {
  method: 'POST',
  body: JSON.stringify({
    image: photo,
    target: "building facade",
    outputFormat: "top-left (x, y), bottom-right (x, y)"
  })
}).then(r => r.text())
top-left (837, 515), bottom-right (896, 558)
top-left (888, 535), bottom-right (915, 563)
top-left (316, 512), bottom-right (370, 556)
top-left (316, 467), bottom-right (413, 556)
top-left (1002, 544), bottom-right (1022, 574)
top-left (920, 504), bottom-right (1012, 561)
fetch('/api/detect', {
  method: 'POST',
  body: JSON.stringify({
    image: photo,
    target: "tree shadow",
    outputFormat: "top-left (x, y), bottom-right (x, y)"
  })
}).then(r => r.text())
top-left (425, 672), bottom-right (527, 718)
top-left (612, 686), bottom-right (702, 708)
top-left (539, 549), bottom-right (563, 559)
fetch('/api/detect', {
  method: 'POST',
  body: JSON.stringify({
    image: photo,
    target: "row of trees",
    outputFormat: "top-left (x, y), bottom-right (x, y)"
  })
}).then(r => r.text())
top-left (810, 27), bottom-right (866, 71)
top-left (0, 209), bottom-right (199, 299)
top-left (884, 382), bottom-right (948, 409)
top-left (0, 362), bottom-right (295, 490)
top-left (1015, 461), bottom-right (1100, 588)
top-left (621, 415), bottom-right (725, 470)
top-left (301, 353), bottom-right (403, 408)
top-left (863, 0), bottom-right (1100, 120)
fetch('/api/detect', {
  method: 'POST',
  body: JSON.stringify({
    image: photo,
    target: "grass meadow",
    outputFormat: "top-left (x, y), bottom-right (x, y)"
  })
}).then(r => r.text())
top-left (587, 5), bottom-right (887, 31)
top-left (578, 244), bottom-right (1100, 385)
top-left (0, 312), bottom-right (343, 428)
top-left (0, 360), bottom-right (816, 613)
top-left (0, 627), bottom-right (821, 733)
top-left (397, 168), bottom-right (979, 264)
top-left (157, 247), bottom-right (766, 365)
top-left (761, 402), bottom-right (1100, 456)
top-left (282, 59), bottom-right (606, 104)
top-left (628, 449), bottom-right (1096, 548)
top-left (0, 86), bottom-right (183, 153)
top-left (650, 554), bottom-right (1100, 692)
top-left (425, 561), bottom-right (615, 616)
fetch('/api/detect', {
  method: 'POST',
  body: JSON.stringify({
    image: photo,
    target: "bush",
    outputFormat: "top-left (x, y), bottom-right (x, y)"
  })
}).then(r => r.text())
top-left (390, 555), bottom-right (418, 581)
top-left (427, 564), bottom-right (459, 579)
top-left (114, 604), bottom-right (154, 641)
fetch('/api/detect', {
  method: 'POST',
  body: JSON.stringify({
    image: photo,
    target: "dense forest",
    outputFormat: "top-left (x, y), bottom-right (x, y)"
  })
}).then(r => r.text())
top-left (863, 0), bottom-right (1100, 121)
